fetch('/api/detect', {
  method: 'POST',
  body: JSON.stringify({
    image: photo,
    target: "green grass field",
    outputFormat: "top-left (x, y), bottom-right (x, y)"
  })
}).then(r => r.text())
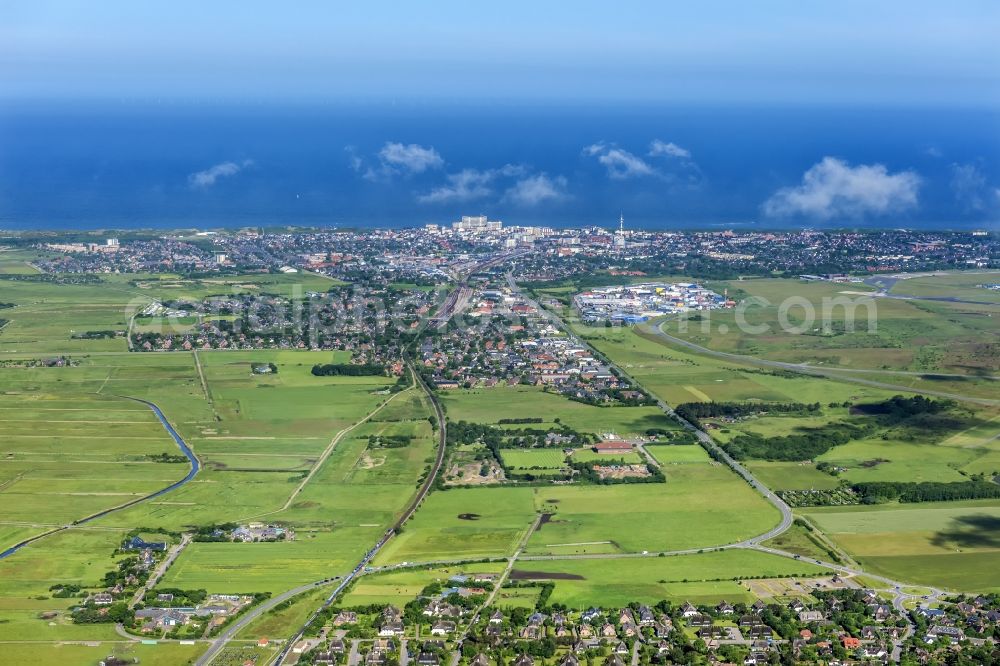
top-left (524, 463), bottom-right (781, 555)
top-left (745, 462), bottom-right (842, 491)
top-left (644, 444), bottom-right (712, 464)
top-left (0, 643), bottom-right (207, 666)
top-left (374, 487), bottom-right (538, 563)
top-left (0, 269), bottom-right (996, 657)
top-left (441, 386), bottom-right (679, 436)
top-left (509, 550), bottom-right (830, 607)
top-left (571, 448), bottom-right (644, 464)
top-left (656, 276), bottom-right (1000, 376)
top-left (500, 448), bottom-right (568, 470)
top-left (802, 499), bottom-right (1000, 592)
top-left (340, 562), bottom-right (508, 607)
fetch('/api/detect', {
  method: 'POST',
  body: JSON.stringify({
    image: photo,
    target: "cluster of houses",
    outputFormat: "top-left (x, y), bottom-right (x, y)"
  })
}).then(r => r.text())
top-left (133, 594), bottom-right (253, 635)
top-left (293, 585), bottom-right (1000, 666)
top-left (915, 595), bottom-right (1000, 646)
top-left (231, 522), bottom-right (294, 543)
top-left (33, 226), bottom-right (996, 282)
top-left (131, 286), bottom-right (432, 364)
top-left (422, 286), bottom-right (649, 406)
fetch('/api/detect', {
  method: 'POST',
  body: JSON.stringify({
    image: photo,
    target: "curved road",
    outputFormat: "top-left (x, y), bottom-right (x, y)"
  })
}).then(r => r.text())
top-left (646, 321), bottom-right (999, 407)
top-left (506, 272), bottom-right (795, 542)
top-left (198, 363), bottom-right (449, 666)
top-left (0, 395), bottom-right (199, 560)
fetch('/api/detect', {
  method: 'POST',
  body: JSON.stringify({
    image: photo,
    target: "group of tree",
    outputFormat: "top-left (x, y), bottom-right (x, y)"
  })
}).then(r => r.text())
top-left (311, 362), bottom-right (385, 376)
top-left (676, 400), bottom-right (822, 428)
top-left (71, 329), bottom-right (122, 339)
top-left (368, 434), bottom-right (412, 448)
top-left (722, 421), bottom-right (873, 461)
top-left (852, 479), bottom-right (1000, 504)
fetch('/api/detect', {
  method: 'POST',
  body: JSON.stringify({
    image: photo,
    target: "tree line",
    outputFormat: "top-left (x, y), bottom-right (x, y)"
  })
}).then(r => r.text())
top-left (310, 363), bottom-right (385, 376)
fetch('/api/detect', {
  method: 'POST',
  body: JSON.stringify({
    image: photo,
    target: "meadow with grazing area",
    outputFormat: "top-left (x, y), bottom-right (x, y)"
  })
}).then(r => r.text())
top-left (509, 550), bottom-right (830, 607)
top-left (524, 464), bottom-right (781, 555)
top-left (441, 386), bottom-right (679, 435)
top-left (660, 276), bottom-right (1000, 376)
top-left (340, 562), bottom-right (508, 607)
top-left (0, 273), bottom-right (439, 615)
top-left (0, 643), bottom-right (207, 666)
top-left (802, 499), bottom-right (1000, 592)
top-left (373, 486), bottom-right (538, 564)
top-left (1, 267), bottom-right (997, 659)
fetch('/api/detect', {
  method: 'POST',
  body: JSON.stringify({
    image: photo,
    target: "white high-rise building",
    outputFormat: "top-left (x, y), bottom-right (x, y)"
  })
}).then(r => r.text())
top-left (452, 215), bottom-right (502, 232)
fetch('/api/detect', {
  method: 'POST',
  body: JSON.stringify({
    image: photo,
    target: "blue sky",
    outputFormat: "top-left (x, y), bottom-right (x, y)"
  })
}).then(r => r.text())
top-left (3, 1), bottom-right (999, 105)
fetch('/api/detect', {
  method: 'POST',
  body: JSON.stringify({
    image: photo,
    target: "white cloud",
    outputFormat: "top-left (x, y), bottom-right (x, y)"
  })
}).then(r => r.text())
top-left (351, 142), bottom-right (443, 180)
top-left (418, 164), bottom-right (546, 205)
top-left (417, 168), bottom-right (497, 204)
top-left (763, 157), bottom-right (921, 220)
top-left (648, 139), bottom-right (691, 159)
top-left (188, 159), bottom-right (253, 188)
top-left (950, 162), bottom-right (989, 212)
top-left (378, 142), bottom-right (443, 174)
top-left (584, 143), bottom-right (656, 179)
top-left (503, 173), bottom-right (567, 206)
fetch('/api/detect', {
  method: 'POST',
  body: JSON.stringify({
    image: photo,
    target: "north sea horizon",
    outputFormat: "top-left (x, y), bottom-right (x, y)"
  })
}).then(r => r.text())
top-left (2, 100), bottom-right (998, 232)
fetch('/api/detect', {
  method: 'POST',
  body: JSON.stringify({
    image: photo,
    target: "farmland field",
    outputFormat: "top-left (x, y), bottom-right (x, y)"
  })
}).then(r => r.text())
top-left (644, 444), bottom-right (712, 464)
top-left (745, 462), bottom-right (842, 491)
top-left (802, 500), bottom-right (1000, 591)
top-left (571, 448), bottom-right (644, 464)
top-left (373, 487), bottom-right (538, 564)
top-left (500, 448), bottom-right (568, 470)
top-left (340, 562), bottom-right (508, 607)
top-left (524, 464), bottom-right (781, 555)
top-left (656, 275), bottom-right (1000, 376)
top-left (1, 266), bottom-right (998, 660)
top-left (509, 550), bottom-right (830, 607)
top-left (441, 386), bottom-right (679, 436)
top-left (0, 274), bottom-right (439, 620)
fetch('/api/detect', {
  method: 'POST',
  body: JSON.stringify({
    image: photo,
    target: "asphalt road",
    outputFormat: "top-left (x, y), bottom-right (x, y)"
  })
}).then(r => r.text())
top-left (647, 321), bottom-right (998, 406)
top-left (506, 272), bottom-right (795, 543)
top-left (263, 363), bottom-right (449, 666)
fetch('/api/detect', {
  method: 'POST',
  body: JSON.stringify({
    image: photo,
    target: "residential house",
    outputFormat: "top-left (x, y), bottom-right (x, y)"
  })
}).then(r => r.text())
top-left (841, 636), bottom-right (861, 650)
top-left (926, 625), bottom-right (964, 645)
top-left (431, 620), bottom-right (456, 636)
top-left (334, 611), bottom-right (358, 626)
top-left (798, 610), bottom-right (824, 623)
top-left (378, 620), bottom-right (404, 637)
top-left (685, 613), bottom-right (712, 628)
top-left (512, 655), bottom-right (534, 666)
